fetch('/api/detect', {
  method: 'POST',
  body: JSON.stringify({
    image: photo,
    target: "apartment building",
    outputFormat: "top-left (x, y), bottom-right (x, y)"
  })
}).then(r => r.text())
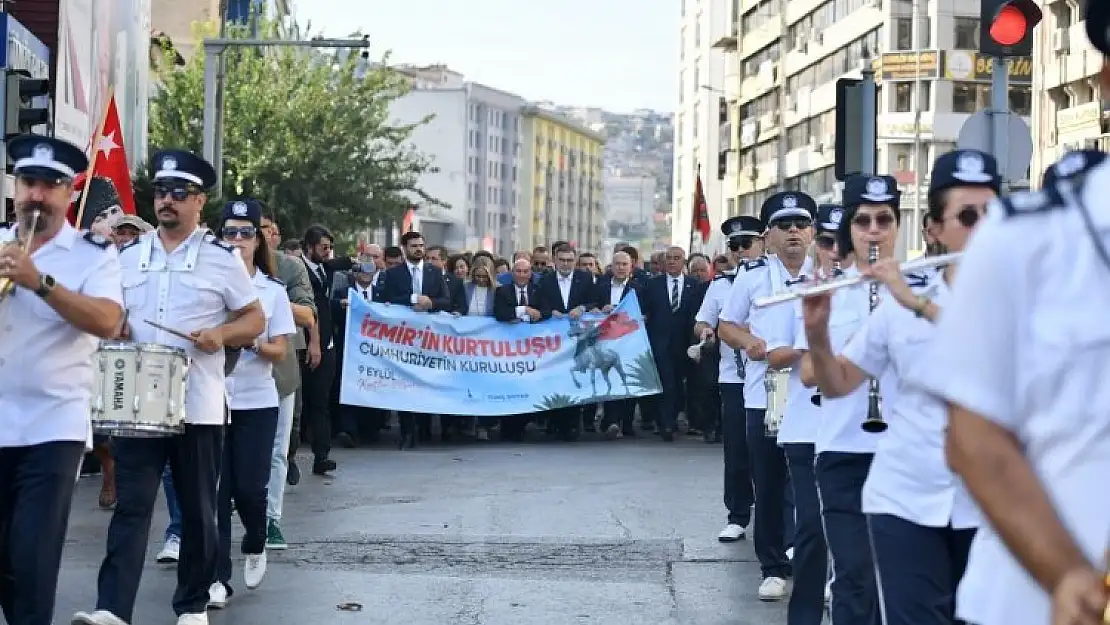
top-left (727, 0), bottom-right (1033, 256)
top-left (519, 106), bottom-right (606, 252)
top-left (1029, 0), bottom-right (1105, 184)
top-left (151, 0), bottom-right (291, 58)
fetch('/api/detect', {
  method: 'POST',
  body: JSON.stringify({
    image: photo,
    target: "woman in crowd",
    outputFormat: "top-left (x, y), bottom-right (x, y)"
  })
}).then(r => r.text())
top-left (208, 199), bottom-right (297, 608)
top-left (448, 254), bottom-right (470, 282)
top-left (464, 258), bottom-right (498, 440)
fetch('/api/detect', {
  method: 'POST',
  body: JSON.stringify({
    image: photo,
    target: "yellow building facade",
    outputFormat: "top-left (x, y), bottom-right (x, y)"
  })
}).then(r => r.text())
top-left (519, 106), bottom-right (606, 252)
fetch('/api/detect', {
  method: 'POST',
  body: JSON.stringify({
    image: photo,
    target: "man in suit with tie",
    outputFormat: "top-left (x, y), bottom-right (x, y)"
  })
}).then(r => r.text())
top-left (377, 231), bottom-right (452, 448)
top-left (537, 244), bottom-right (594, 440)
top-left (590, 250), bottom-right (642, 438)
top-left (641, 246), bottom-right (700, 442)
top-left (493, 259), bottom-right (551, 441)
top-left (333, 253), bottom-right (386, 446)
top-left (427, 244), bottom-right (466, 315)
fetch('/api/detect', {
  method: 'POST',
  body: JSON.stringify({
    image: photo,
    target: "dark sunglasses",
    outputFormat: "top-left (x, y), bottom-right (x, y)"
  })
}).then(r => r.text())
top-left (221, 225), bottom-right (257, 240)
top-left (950, 205), bottom-right (985, 228)
top-left (851, 213), bottom-right (896, 230)
top-left (772, 218), bottom-right (812, 231)
top-left (815, 235), bottom-right (837, 249)
top-left (728, 235), bottom-right (758, 251)
top-left (153, 186), bottom-right (200, 201)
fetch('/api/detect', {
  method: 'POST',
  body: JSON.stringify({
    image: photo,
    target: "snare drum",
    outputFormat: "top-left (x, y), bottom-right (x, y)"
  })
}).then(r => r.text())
top-left (91, 342), bottom-right (190, 438)
top-left (763, 368), bottom-right (792, 436)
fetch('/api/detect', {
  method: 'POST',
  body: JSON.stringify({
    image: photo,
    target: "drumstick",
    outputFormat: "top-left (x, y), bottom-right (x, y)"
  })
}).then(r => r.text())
top-left (144, 319), bottom-right (198, 344)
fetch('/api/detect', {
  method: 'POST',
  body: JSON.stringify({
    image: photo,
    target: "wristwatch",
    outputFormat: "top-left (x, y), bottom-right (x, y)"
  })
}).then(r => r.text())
top-left (35, 274), bottom-right (56, 298)
top-left (912, 295), bottom-right (930, 318)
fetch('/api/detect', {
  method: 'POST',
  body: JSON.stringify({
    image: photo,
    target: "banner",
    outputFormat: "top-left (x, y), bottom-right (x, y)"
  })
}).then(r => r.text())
top-left (339, 292), bottom-right (663, 416)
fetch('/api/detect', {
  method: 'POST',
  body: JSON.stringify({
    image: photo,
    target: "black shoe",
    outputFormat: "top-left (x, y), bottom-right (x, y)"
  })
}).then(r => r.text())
top-left (287, 461), bottom-right (301, 486)
top-left (312, 459), bottom-right (336, 475)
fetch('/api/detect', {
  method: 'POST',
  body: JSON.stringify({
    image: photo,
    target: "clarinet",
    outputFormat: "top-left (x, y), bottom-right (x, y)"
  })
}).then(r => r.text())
top-left (861, 242), bottom-right (888, 433)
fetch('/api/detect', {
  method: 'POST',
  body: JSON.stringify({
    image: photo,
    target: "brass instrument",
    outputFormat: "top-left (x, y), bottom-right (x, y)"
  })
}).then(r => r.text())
top-left (0, 209), bottom-right (41, 300)
top-left (861, 242), bottom-right (888, 434)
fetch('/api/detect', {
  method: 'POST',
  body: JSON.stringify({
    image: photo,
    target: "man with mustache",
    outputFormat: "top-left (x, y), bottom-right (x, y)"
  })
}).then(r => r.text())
top-left (0, 135), bottom-right (124, 625)
top-left (74, 149), bottom-right (265, 625)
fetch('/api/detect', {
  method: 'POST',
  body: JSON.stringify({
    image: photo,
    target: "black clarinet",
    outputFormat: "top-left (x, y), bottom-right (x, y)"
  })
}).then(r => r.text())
top-left (861, 242), bottom-right (888, 433)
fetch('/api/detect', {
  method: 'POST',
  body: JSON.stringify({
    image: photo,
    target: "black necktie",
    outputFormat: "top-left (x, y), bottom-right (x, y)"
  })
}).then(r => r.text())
top-left (670, 278), bottom-right (679, 312)
top-left (519, 287), bottom-right (528, 306)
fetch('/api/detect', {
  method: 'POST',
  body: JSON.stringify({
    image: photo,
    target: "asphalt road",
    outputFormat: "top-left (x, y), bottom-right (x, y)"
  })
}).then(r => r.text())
top-left (57, 437), bottom-right (791, 625)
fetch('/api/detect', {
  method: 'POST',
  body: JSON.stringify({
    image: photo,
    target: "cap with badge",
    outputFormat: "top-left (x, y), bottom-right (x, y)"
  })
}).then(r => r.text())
top-left (8, 135), bottom-right (89, 182)
top-left (759, 191), bottom-right (817, 227)
top-left (220, 198), bottom-right (263, 228)
top-left (721, 215), bottom-right (764, 238)
top-left (1041, 149), bottom-right (1106, 188)
top-left (1086, 0), bottom-right (1110, 55)
top-left (838, 175), bottom-right (901, 257)
top-left (151, 149), bottom-right (217, 189)
top-left (928, 149), bottom-right (1001, 195)
top-left (815, 203), bottom-right (845, 233)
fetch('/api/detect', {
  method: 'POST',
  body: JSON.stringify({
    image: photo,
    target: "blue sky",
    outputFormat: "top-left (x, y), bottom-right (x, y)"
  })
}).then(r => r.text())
top-left (293, 0), bottom-right (678, 113)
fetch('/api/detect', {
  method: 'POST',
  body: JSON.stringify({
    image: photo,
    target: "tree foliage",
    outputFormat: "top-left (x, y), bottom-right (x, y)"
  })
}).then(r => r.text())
top-left (145, 21), bottom-right (439, 240)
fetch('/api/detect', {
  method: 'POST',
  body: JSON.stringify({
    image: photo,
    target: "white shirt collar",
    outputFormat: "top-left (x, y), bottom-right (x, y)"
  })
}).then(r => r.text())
top-left (407, 260), bottom-right (423, 272)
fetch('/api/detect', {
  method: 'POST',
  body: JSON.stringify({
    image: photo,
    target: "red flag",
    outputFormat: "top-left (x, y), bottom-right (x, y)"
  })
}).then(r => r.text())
top-left (692, 170), bottom-right (711, 244)
top-left (597, 312), bottom-right (640, 341)
top-left (69, 92), bottom-right (135, 226)
top-left (402, 206), bottom-right (416, 233)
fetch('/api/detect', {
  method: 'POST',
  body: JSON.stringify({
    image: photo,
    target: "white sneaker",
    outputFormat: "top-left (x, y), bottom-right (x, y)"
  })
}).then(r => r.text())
top-left (758, 576), bottom-right (788, 601)
top-left (207, 582), bottom-right (228, 609)
top-left (71, 610), bottom-right (129, 625)
top-left (786, 546), bottom-right (795, 561)
top-left (825, 580), bottom-right (832, 605)
top-left (156, 535), bottom-right (181, 564)
top-left (717, 523), bottom-right (747, 542)
top-left (176, 614), bottom-right (208, 625)
top-left (244, 552), bottom-right (267, 589)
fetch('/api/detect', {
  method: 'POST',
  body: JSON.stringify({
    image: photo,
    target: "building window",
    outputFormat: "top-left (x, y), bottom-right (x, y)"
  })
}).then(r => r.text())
top-left (1009, 85), bottom-right (1033, 116)
top-left (894, 83), bottom-right (913, 112)
top-left (895, 18), bottom-right (913, 50)
top-left (919, 81), bottom-right (932, 112)
top-left (680, 28), bottom-right (686, 61)
top-left (678, 70), bottom-right (685, 104)
top-left (695, 18), bottom-right (701, 46)
top-left (954, 17), bottom-right (979, 49)
top-left (693, 103), bottom-right (700, 139)
top-left (952, 82), bottom-right (990, 113)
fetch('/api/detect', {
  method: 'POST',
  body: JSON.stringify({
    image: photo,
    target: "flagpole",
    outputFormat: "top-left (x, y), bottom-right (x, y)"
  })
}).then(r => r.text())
top-left (688, 163), bottom-right (699, 253)
top-left (74, 85), bottom-right (115, 229)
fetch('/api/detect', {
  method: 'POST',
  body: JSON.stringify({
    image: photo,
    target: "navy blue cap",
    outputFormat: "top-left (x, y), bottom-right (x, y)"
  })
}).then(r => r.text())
top-left (815, 204), bottom-right (845, 233)
top-left (220, 198), bottom-right (263, 228)
top-left (928, 149), bottom-right (1000, 195)
top-left (8, 135), bottom-right (88, 181)
top-left (843, 174), bottom-right (901, 209)
top-left (1042, 149), bottom-right (1107, 188)
top-left (721, 215), bottom-right (764, 238)
top-left (151, 149), bottom-right (217, 189)
top-left (1087, 0), bottom-right (1110, 55)
top-left (759, 191), bottom-right (817, 226)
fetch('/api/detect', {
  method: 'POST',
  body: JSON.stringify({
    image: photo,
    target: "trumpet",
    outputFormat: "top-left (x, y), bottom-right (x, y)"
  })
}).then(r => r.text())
top-left (752, 252), bottom-right (962, 308)
top-left (0, 209), bottom-right (41, 300)
top-left (861, 242), bottom-right (887, 434)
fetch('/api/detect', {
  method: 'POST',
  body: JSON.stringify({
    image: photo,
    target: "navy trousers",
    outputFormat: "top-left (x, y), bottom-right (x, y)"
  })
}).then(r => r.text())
top-left (745, 408), bottom-right (791, 579)
top-left (816, 451), bottom-right (880, 625)
top-left (0, 441), bottom-right (84, 625)
top-left (720, 384), bottom-right (753, 527)
top-left (217, 408), bottom-right (279, 591)
top-left (784, 443), bottom-right (827, 625)
top-left (95, 424), bottom-right (224, 620)
top-left (869, 513), bottom-right (975, 625)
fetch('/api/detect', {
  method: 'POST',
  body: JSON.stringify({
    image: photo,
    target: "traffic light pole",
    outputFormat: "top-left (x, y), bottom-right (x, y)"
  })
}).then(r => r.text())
top-left (859, 62), bottom-right (877, 175)
top-left (990, 58), bottom-right (1010, 191)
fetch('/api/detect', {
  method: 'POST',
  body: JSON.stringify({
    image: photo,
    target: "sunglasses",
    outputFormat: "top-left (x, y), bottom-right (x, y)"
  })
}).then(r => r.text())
top-left (772, 218), bottom-right (813, 231)
top-left (815, 235), bottom-right (837, 249)
top-left (851, 213), bottom-right (897, 230)
top-left (949, 205), bottom-right (985, 228)
top-left (728, 235), bottom-right (758, 251)
top-left (153, 186), bottom-right (199, 201)
top-left (221, 225), bottom-right (257, 240)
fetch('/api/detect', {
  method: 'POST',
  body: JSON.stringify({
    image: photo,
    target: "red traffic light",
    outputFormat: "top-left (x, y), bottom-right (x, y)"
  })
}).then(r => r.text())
top-left (990, 5), bottom-right (1029, 46)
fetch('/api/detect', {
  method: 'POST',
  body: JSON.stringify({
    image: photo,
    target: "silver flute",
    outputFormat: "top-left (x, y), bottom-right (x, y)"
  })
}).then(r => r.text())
top-left (752, 251), bottom-right (962, 309)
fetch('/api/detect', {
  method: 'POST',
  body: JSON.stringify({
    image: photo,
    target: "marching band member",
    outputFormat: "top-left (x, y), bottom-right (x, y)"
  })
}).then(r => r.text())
top-left (208, 199), bottom-right (296, 608)
top-left (74, 150), bottom-right (264, 625)
top-left (798, 174), bottom-right (904, 625)
top-left (769, 203), bottom-right (843, 625)
top-left (0, 135), bottom-right (124, 625)
top-left (695, 215), bottom-right (763, 543)
top-left (719, 192), bottom-right (815, 601)
top-left (806, 153), bottom-right (999, 624)
top-left (920, 12), bottom-right (1110, 622)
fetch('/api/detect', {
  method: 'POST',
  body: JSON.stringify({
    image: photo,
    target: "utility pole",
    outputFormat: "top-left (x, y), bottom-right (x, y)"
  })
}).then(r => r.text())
top-left (775, 0), bottom-right (788, 191)
top-left (911, 0), bottom-right (924, 253)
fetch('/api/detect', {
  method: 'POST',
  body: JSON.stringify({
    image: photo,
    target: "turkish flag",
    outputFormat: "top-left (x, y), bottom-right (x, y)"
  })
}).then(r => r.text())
top-left (692, 171), bottom-right (711, 245)
top-left (596, 312), bottom-right (640, 342)
top-left (68, 92), bottom-right (135, 226)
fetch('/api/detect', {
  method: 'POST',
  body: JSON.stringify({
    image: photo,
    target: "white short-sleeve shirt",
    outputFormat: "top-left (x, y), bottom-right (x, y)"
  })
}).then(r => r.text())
top-left (916, 166), bottom-right (1110, 625)
top-left (0, 224), bottom-right (124, 447)
top-left (119, 228), bottom-right (258, 425)
top-left (766, 298), bottom-right (819, 444)
top-left (225, 270), bottom-right (297, 411)
top-left (694, 273), bottom-right (743, 384)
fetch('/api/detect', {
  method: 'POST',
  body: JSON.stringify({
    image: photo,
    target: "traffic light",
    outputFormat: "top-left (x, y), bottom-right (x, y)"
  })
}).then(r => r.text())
top-left (834, 78), bottom-right (879, 181)
top-left (980, 0), bottom-right (1042, 58)
top-left (5, 69), bottom-right (50, 136)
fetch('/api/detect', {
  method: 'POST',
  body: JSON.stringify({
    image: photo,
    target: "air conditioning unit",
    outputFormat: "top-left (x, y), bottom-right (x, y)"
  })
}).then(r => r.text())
top-left (1053, 28), bottom-right (1069, 53)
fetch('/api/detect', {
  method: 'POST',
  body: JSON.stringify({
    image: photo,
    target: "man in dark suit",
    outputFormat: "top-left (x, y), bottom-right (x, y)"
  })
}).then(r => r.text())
top-left (493, 258), bottom-right (551, 440)
top-left (333, 254), bottom-right (387, 446)
top-left (640, 246), bottom-right (700, 442)
top-left (590, 250), bottom-right (642, 438)
top-left (536, 245), bottom-right (594, 440)
top-left (376, 231), bottom-right (452, 448)
top-left (427, 244), bottom-right (466, 314)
